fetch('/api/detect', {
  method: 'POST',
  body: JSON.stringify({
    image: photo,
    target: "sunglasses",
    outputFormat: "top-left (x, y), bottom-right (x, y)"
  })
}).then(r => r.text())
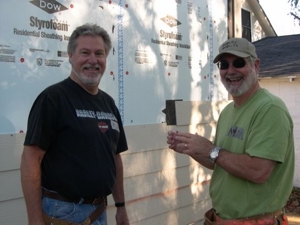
top-left (217, 58), bottom-right (247, 70)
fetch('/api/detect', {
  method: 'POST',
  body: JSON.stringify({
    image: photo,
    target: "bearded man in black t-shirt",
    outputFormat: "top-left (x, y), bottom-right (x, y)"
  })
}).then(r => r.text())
top-left (21, 23), bottom-right (129, 225)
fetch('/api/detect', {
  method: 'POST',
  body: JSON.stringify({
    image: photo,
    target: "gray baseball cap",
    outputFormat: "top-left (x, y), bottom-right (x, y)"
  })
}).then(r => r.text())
top-left (213, 38), bottom-right (257, 63)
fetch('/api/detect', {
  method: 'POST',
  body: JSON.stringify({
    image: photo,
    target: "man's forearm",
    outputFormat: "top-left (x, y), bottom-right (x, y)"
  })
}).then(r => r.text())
top-left (112, 154), bottom-right (125, 203)
top-left (190, 155), bottom-right (215, 170)
top-left (20, 146), bottom-right (45, 224)
top-left (112, 153), bottom-right (129, 224)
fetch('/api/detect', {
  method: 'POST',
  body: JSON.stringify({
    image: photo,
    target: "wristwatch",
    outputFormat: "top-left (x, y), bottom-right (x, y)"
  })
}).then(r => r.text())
top-left (209, 147), bottom-right (221, 163)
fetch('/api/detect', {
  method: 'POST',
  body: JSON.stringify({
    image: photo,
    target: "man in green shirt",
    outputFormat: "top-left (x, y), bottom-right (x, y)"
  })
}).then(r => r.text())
top-left (167, 38), bottom-right (294, 224)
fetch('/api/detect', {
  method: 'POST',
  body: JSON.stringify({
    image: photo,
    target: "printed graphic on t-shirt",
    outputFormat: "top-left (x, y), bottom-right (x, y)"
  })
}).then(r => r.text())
top-left (75, 109), bottom-right (119, 133)
top-left (111, 120), bottom-right (119, 132)
top-left (76, 109), bottom-right (117, 120)
top-left (227, 126), bottom-right (244, 140)
top-left (98, 121), bottom-right (109, 133)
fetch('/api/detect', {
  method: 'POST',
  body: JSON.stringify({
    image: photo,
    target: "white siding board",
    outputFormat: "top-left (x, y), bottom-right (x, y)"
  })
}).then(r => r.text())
top-left (122, 148), bottom-right (193, 178)
top-left (120, 165), bottom-right (211, 203)
top-left (0, 100), bottom-right (223, 224)
top-left (107, 184), bottom-right (210, 225)
top-left (127, 190), bottom-right (179, 222)
top-left (123, 195), bottom-right (211, 225)
top-left (0, 170), bottom-right (23, 201)
top-left (121, 149), bottom-right (184, 178)
top-left (177, 180), bottom-right (211, 208)
top-left (123, 123), bottom-right (168, 154)
top-left (177, 199), bottom-right (212, 225)
top-left (0, 133), bottom-right (25, 172)
top-left (0, 198), bottom-right (27, 225)
top-left (260, 80), bottom-right (300, 187)
top-left (175, 101), bottom-right (228, 126)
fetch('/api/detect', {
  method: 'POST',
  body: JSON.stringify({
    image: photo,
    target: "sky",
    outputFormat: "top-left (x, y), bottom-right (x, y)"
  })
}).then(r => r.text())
top-left (259, 0), bottom-right (300, 35)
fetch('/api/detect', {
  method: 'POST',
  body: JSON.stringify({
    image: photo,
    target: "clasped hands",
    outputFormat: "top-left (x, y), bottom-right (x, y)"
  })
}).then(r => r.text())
top-left (167, 130), bottom-right (215, 158)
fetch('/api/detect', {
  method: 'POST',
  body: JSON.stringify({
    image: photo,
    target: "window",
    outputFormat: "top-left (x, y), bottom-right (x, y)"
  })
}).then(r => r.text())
top-left (242, 9), bottom-right (251, 41)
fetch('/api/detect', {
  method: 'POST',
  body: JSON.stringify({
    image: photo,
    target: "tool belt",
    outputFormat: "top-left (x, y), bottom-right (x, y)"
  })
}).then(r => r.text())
top-left (42, 189), bottom-right (107, 225)
top-left (204, 208), bottom-right (288, 225)
top-left (42, 189), bottom-right (105, 205)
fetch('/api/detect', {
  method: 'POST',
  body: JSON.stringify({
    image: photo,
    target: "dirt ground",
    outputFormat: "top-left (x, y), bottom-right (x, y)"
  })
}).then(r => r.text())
top-left (284, 186), bottom-right (300, 214)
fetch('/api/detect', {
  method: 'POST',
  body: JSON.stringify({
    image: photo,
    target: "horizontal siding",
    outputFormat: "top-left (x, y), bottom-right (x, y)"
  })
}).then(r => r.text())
top-left (0, 198), bottom-right (27, 225)
top-left (0, 170), bottom-right (23, 202)
top-left (0, 101), bottom-right (224, 224)
top-left (175, 101), bottom-right (228, 126)
top-left (260, 80), bottom-right (300, 187)
top-left (107, 183), bottom-right (211, 225)
top-left (0, 133), bottom-right (25, 171)
top-left (123, 123), bottom-right (169, 154)
top-left (121, 148), bottom-right (191, 178)
top-left (120, 164), bottom-right (212, 203)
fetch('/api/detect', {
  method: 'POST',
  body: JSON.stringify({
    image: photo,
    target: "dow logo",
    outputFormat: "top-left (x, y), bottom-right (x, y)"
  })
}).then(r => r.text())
top-left (36, 58), bottom-right (43, 66)
top-left (30, 0), bottom-right (68, 14)
top-left (160, 15), bottom-right (181, 28)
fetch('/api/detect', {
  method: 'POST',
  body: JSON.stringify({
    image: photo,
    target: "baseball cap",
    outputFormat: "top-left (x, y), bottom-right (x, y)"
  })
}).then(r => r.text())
top-left (213, 38), bottom-right (257, 63)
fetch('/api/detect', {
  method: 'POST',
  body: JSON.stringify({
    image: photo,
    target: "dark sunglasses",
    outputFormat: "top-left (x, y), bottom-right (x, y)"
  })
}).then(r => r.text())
top-left (217, 58), bottom-right (247, 70)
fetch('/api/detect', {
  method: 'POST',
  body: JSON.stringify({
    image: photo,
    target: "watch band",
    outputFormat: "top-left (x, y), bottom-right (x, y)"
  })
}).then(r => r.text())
top-left (115, 202), bottom-right (125, 207)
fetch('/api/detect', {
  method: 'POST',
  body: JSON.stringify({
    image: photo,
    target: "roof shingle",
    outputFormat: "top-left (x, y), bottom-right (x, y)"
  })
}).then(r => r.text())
top-left (253, 34), bottom-right (300, 77)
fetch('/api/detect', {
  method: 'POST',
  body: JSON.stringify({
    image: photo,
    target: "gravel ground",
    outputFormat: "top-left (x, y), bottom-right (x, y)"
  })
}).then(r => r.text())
top-left (284, 187), bottom-right (300, 214)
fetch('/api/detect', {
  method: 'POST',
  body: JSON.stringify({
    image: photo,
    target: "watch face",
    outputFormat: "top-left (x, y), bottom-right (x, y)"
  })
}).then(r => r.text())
top-left (210, 147), bottom-right (221, 161)
top-left (211, 151), bottom-right (218, 158)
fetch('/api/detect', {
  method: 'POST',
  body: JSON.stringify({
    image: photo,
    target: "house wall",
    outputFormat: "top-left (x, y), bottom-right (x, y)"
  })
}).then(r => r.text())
top-left (259, 79), bottom-right (300, 188)
top-left (0, 0), bottom-right (229, 131)
top-left (0, 101), bottom-right (228, 225)
top-left (0, 1), bottom-right (281, 224)
top-left (235, 0), bottom-right (270, 41)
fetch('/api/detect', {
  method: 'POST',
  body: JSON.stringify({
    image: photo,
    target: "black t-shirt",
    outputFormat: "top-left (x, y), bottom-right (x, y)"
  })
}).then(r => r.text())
top-left (24, 77), bottom-right (128, 199)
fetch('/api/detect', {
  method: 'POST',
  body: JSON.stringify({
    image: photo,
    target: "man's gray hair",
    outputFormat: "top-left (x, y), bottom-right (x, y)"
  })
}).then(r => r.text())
top-left (67, 23), bottom-right (112, 56)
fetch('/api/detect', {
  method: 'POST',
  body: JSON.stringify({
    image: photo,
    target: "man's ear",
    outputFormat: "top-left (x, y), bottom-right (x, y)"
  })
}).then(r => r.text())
top-left (68, 53), bottom-right (72, 64)
top-left (254, 58), bottom-right (260, 73)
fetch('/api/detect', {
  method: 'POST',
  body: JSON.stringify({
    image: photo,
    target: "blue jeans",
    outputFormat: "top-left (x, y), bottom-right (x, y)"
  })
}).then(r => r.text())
top-left (42, 196), bottom-right (107, 225)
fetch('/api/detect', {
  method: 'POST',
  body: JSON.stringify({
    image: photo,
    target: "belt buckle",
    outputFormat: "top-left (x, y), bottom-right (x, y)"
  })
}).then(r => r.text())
top-left (78, 198), bottom-right (85, 204)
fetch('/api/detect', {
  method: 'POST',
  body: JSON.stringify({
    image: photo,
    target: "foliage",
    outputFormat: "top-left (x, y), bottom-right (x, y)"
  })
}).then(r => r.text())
top-left (289, 0), bottom-right (299, 7)
top-left (288, 0), bottom-right (300, 25)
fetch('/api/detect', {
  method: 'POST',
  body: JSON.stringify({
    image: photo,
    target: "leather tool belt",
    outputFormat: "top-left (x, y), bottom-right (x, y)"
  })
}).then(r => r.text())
top-left (204, 208), bottom-right (288, 225)
top-left (42, 189), bottom-right (107, 225)
top-left (43, 189), bottom-right (105, 205)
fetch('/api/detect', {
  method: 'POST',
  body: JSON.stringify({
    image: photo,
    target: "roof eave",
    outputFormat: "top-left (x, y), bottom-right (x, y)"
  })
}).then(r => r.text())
top-left (248, 0), bottom-right (277, 36)
top-left (259, 75), bottom-right (300, 82)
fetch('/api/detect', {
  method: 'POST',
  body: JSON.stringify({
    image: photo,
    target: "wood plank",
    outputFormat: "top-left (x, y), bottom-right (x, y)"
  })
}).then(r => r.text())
top-left (0, 170), bottom-right (23, 201)
top-left (122, 148), bottom-right (191, 178)
top-left (122, 166), bottom-right (211, 204)
top-left (107, 183), bottom-right (211, 225)
top-left (175, 101), bottom-right (228, 126)
top-left (0, 198), bottom-right (27, 225)
top-left (260, 81), bottom-right (300, 187)
top-left (0, 133), bottom-right (25, 172)
top-left (123, 123), bottom-right (169, 153)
